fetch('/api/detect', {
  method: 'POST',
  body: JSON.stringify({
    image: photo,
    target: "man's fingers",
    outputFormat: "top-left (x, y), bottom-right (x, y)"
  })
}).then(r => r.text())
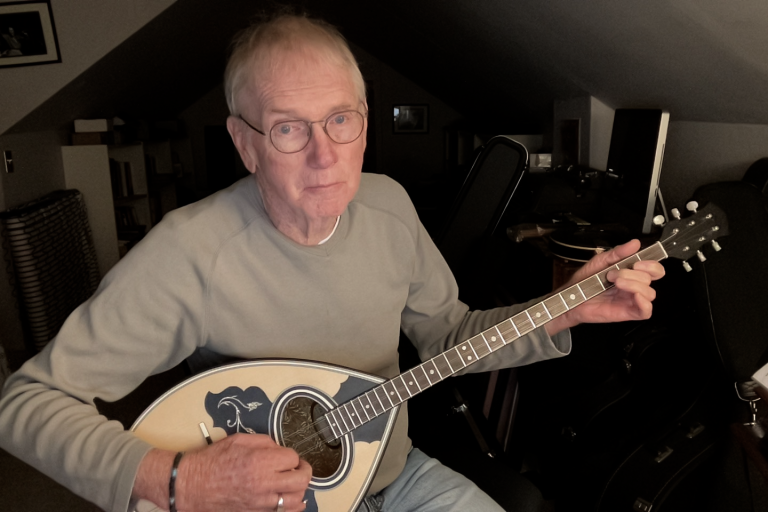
top-left (274, 460), bottom-right (313, 492)
top-left (602, 239), bottom-right (641, 266)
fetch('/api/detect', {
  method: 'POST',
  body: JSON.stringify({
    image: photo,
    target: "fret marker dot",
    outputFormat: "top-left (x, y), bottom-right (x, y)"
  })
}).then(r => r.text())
top-left (351, 413), bottom-right (355, 416)
top-left (430, 370), bottom-right (434, 374)
top-left (491, 336), bottom-right (496, 341)
top-left (569, 294), bottom-right (576, 300)
top-left (408, 381), bottom-right (413, 385)
top-left (462, 346), bottom-right (467, 350)
top-left (467, 356), bottom-right (473, 360)
top-left (536, 312), bottom-right (541, 318)
top-left (365, 405), bottom-right (370, 408)
top-left (390, 391), bottom-right (394, 395)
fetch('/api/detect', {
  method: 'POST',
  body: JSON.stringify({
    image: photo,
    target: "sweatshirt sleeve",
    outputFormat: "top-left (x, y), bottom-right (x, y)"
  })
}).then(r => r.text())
top-left (399, 203), bottom-right (571, 372)
top-left (0, 215), bottom-right (209, 512)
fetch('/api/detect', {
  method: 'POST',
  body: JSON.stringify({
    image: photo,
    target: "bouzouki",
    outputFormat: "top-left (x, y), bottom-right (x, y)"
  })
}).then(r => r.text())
top-left (131, 203), bottom-right (727, 512)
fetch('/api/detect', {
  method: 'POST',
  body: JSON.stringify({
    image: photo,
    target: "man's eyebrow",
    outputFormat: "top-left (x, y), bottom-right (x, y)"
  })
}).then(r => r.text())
top-left (267, 104), bottom-right (358, 118)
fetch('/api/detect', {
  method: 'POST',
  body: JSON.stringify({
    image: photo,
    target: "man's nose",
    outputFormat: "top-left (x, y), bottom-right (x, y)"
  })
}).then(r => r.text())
top-left (305, 125), bottom-right (337, 169)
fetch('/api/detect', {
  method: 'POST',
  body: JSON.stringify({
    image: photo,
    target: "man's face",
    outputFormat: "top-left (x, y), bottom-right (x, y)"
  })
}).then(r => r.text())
top-left (232, 52), bottom-right (366, 230)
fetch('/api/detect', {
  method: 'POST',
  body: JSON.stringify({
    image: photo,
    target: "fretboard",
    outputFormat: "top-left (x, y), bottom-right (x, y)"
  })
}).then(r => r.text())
top-left (323, 242), bottom-right (668, 440)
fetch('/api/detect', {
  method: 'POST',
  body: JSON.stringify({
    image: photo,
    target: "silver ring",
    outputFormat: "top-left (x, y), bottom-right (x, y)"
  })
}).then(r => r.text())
top-left (276, 493), bottom-right (284, 512)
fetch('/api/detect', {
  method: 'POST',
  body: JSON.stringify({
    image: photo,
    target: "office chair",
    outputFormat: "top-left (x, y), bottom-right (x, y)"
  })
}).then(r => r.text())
top-left (436, 135), bottom-right (529, 273)
top-left (402, 136), bottom-right (542, 509)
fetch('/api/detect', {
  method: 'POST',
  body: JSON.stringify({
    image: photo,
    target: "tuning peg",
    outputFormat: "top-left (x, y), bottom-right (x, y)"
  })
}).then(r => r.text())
top-left (683, 261), bottom-right (693, 272)
top-left (653, 215), bottom-right (665, 226)
top-left (696, 250), bottom-right (707, 262)
top-left (671, 208), bottom-right (681, 220)
top-left (711, 240), bottom-right (721, 252)
top-left (686, 201), bottom-right (699, 213)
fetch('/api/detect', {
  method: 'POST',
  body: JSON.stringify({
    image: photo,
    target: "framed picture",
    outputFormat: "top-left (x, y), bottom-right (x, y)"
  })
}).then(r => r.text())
top-left (0, 1), bottom-right (60, 69)
top-left (393, 105), bottom-right (429, 134)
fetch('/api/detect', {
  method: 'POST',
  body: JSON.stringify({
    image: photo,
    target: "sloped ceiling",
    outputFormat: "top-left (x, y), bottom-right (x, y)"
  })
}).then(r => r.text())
top-left (7, 0), bottom-right (768, 135)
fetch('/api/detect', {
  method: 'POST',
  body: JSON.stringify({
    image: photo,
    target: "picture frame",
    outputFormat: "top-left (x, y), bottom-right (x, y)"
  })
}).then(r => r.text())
top-left (393, 105), bottom-right (429, 134)
top-left (0, 1), bottom-right (60, 69)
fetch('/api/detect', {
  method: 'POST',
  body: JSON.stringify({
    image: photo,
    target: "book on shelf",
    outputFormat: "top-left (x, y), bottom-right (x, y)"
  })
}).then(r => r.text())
top-left (109, 158), bottom-right (123, 198)
top-left (109, 159), bottom-right (140, 198)
top-left (124, 162), bottom-right (135, 197)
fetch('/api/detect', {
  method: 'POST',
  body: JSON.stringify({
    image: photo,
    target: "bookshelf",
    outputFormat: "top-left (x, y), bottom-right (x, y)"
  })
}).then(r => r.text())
top-left (61, 141), bottom-right (177, 275)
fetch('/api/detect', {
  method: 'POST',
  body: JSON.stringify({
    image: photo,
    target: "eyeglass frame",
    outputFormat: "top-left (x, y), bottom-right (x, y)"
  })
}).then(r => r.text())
top-left (237, 108), bottom-right (368, 154)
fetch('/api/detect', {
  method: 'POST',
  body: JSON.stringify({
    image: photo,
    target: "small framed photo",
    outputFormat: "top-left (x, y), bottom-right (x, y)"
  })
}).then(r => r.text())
top-left (0, 1), bottom-right (60, 69)
top-left (393, 105), bottom-right (429, 134)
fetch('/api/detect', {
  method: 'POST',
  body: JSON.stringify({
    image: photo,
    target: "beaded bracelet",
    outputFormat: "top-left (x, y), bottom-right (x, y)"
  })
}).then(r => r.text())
top-left (169, 451), bottom-right (184, 512)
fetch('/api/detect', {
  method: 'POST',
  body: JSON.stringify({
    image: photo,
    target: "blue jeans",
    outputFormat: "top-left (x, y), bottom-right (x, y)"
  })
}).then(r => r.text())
top-left (356, 448), bottom-right (506, 512)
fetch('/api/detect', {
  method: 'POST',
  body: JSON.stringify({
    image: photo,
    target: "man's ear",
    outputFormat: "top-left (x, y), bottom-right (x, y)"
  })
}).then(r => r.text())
top-left (226, 116), bottom-right (259, 174)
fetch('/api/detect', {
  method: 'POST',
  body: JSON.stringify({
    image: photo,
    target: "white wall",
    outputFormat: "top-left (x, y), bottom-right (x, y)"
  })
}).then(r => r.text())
top-left (553, 95), bottom-right (615, 171)
top-left (0, 0), bottom-right (175, 361)
top-left (660, 121), bottom-right (768, 208)
top-left (0, 0), bottom-right (176, 136)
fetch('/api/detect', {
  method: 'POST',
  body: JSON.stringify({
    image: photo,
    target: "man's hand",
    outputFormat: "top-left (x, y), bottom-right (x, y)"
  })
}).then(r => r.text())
top-left (134, 433), bottom-right (312, 512)
top-left (546, 239), bottom-right (665, 336)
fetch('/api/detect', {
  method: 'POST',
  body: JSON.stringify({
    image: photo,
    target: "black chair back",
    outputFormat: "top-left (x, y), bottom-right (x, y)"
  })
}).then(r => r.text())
top-left (436, 135), bottom-right (528, 272)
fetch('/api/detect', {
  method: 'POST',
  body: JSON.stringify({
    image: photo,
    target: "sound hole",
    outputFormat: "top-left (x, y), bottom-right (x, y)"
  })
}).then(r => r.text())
top-left (281, 396), bottom-right (342, 478)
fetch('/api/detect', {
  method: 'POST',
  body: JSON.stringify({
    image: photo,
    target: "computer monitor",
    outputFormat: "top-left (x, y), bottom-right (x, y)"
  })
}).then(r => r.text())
top-left (603, 108), bottom-right (670, 234)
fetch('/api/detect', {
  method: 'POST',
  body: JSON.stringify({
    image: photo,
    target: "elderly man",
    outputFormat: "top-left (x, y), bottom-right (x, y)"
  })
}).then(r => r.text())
top-left (0, 13), bottom-right (664, 512)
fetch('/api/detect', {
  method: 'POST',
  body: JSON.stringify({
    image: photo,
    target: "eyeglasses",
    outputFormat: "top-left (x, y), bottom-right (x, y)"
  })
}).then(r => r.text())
top-left (238, 109), bottom-right (367, 154)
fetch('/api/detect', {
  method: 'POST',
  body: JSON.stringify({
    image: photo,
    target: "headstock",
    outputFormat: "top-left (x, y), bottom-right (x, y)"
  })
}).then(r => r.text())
top-left (655, 201), bottom-right (728, 271)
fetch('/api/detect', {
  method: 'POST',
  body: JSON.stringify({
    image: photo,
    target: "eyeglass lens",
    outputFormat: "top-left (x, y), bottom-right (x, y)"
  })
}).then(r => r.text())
top-left (270, 110), bottom-right (365, 153)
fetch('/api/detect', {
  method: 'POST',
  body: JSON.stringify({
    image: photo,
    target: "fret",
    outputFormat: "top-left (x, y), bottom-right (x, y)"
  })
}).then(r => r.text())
top-left (561, 285), bottom-right (585, 309)
top-left (442, 352), bottom-right (456, 373)
top-left (365, 391), bottom-right (380, 416)
top-left (544, 295), bottom-right (567, 317)
top-left (368, 389), bottom-right (384, 415)
top-left (384, 380), bottom-right (403, 404)
top-left (471, 335), bottom-right (491, 358)
top-left (445, 347), bottom-right (466, 371)
top-left (595, 269), bottom-right (608, 290)
top-left (558, 293), bottom-right (570, 310)
top-left (433, 356), bottom-right (450, 379)
top-left (337, 406), bottom-right (353, 432)
top-left (481, 330), bottom-right (497, 352)
top-left (413, 365), bottom-right (431, 389)
top-left (356, 396), bottom-right (372, 421)
top-left (375, 385), bottom-right (393, 409)
top-left (597, 268), bottom-right (611, 289)
top-left (343, 403), bottom-right (360, 428)
top-left (580, 275), bottom-right (604, 299)
top-left (616, 258), bottom-right (634, 270)
top-left (499, 318), bottom-right (520, 344)
top-left (352, 398), bottom-right (369, 422)
top-left (575, 283), bottom-right (586, 299)
top-left (403, 370), bottom-right (423, 393)
top-left (326, 411), bottom-right (342, 438)
top-left (489, 327), bottom-right (506, 349)
top-left (422, 359), bottom-right (441, 384)
top-left (395, 375), bottom-right (412, 398)
top-left (642, 243), bottom-right (667, 261)
top-left (527, 303), bottom-right (549, 327)
top-left (512, 312), bottom-right (533, 335)
top-left (462, 340), bottom-right (480, 363)
top-left (480, 332), bottom-right (493, 352)
top-left (329, 409), bottom-right (347, 435)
